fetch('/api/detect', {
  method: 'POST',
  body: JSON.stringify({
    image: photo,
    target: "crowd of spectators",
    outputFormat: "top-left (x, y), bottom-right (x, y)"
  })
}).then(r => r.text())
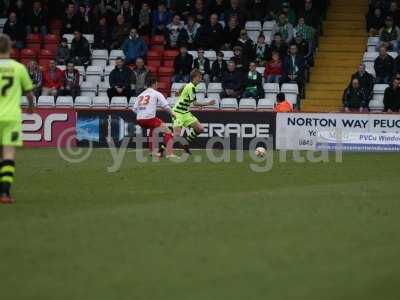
top-left (1, 0), bottom-right (328, 102)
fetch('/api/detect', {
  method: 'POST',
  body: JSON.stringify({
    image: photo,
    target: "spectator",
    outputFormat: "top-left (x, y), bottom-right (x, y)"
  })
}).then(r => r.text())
top-left (264, 51), bottom-right (283, 83)
top-left (120, 0), bottom-right (139, 29)
top-left (272, 13), bottom-right (294, 44)
top-left (111, 14), bottom-right (130, 49)
top-left (232, 46), bottom-right (248, 73)
top-left (221, 61), bottom-right (243, 99)
top-left (131, 57), bottom-right (150, 96)
top-left (292, 32), bottom-right (312, 66)
top-left (192, 0), bottom-right (208, 25)
top-left (366, 7), bottom-right (385, 37)
top-left (254, 35), bottom-right (269, 66)
top-left (209, 0), bottom-right (227, 19)
top-left (7, 0), bottom-right (27, 21)
top-left (26, 1), bottom-right (48, 35)
top-left (294, 16), bottom-right (315, 44)
top-left (268, 33), bottom-right (288, 61)
top-left (302, 0), bottom-right (321, 31)
top-left (62, 3), bottom-right (80, 34)
top-left (42, 60), bottom-right (63, 97)
top-left (99, 0), bottom-right (121, 20)
top-left (383, 75), bottom-right (400, 112)
top-left (236, 29), bottom-right (255, 61)
top-left (77, 4), bottom-right (95, 34)
top-left (224, 0), bottom-right (246, 26)
top-left (27, 60), bottom-right (43, 98)
top-left (166, 14), bottom-right (184, 49)
top-left (342, 78), bottom-right (369, 112)
top-left (138, 2), bottom-right (151, 36)
top-left (379, 16), bottom-right (400, 51)
top-left (193, 48), bottom-right (211, 86)
top-left (55, 38), bottom-right (71, 66)
top-left (197, 13), bottom-right (224, 50)
top-left (70, 30), bottom-right (91, 67)
top-left (173, 0), bottom-right (192, 16)
top-left (374, 46), bottom-right (394, 84)
top-left (178, 15), bottom-right (201, 50)
top-left (351, 64), bottom-right (375, 102)
top-left (60, 61), bottom-right (80, 99)
top-left (388, 1), bottom-right (400, 27)
top-left (173, 45), bottom-right (194, 82)
top-left (274, 92), bottom-right (294, 112)
top-left (281, 2), bottom-right (297, 25)
top-left (223, 15), bottom-right (241, 50)
top-left (211, 51), bottom-right (228, 82)
top-left (152, 3), bottom-right (172, 35)
top-left (281, 44), bottom-right (306, 98)
top-left (93, 17), bottom-right (112, 50)
top-left (122, 28), bottom-right (148, 65)
top-left (243, 62), bottom-right (264, 99)
top-left (3, 12), bottom-right (26, 49)
top-left (108, 57), bottom-right (132, 98)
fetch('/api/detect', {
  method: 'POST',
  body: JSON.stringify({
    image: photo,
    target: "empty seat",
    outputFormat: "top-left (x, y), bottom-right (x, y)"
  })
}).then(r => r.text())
top-left (245, 21), bottom-right (262, 31)
top-left (188, 51), bottom-right (198, 59)
top-left (92, 49), bottom-right (108, 60)
top-left (83, 34), bottom-right (94, 44)
top-left (44, 34), bottom-right (60, 45)
top-left (389, 51), bottom-right (398, 58)
top-left (56, 96), bottom-right (74, 107)
top-left (257, 98), bottom-right (275, 110)
top-left (263, 20), bottom-right (276, 31)
top-left (369, 99), bottom-right (384, 111)
top-left (239, 98), bottom-right (257, 110)
top-left (195, 82), bottom-right (207, 93)
top-left (91, 60), bottom-right (107, 68)
top-left (86, 66), bottom-right (103, 84)
top-left (109, 49), bottom-right (125, 60)
top-left (363, 52), bottom-right (379, 62)
top-left (263, 83), bottom-right (280, 94)
top-left (202, 98), bottom-right (219, 109)
top-left (103, 65), bottom-right (114, 82)
top-left (204, 50), bottom-right (216, 61)
top-left (256, 67), bottom-right (265, 74)
top-left (207, 82), bottom-right (222, 93)
top-left (285, 93), bottom-right (298, 105)
top-left (37, 96), bottom-right (55, 107)
top-left (74, 66), bottom-right (85, 77)
top-left (74, 96), bottom-right (92, 107)
top-left (163, 50), bottom-right (179, 60)
top-left (220, 98), bottom-right (238, 110)
top-left (171, 82), bottom-right (185, 95)
top-left (92, 96), bottom-right (109, 108)
top-left (98, 81), bottom-right (110, 96)
top-left (207, 93), bottom-right (221, 101)
top-left (62, 34), bottom-right (74, 44)
top-left (373, 84), bottom-right (389, 94)
top-left (21, 96), bottom-right (36, 107)
top-left (110, 96), bottom-right (128, 108)
top-left (221, 50), bottom-right (233, 60)
top-left (281, 83), bottom-right (299, 94)
top-left (248, 31), bottom-right (261, 43)
top-left (80, 81), bottom-right (97, 97)
top-left (128, 97), bottom-right (137, 107)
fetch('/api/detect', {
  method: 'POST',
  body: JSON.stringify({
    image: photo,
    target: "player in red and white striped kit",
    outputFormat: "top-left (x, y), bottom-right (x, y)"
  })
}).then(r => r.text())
top-left (133, 77), bottom-right (175, 158)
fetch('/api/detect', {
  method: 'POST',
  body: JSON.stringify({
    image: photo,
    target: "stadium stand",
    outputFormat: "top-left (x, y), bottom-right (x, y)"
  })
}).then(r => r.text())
top-left (2, 0), bottom-right (335, 111)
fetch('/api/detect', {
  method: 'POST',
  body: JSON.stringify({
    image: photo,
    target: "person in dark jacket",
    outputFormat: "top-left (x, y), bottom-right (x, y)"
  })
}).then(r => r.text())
top-left (374, 46), bottom-right (394, 84)
top-left (211, 51), bottom-right (228, 82)
top-left (220, 61), bottom-right (243, 99)
top-left (177, 15), bottom-right (201, 50)
top-left (383, 76), bottom-right (400, 112)
top-left (223, 15), bottom-right (241, 49)
top-left (366, 7), bottom-right (385, 37)
top-left (173, 45), bottom-right (194, 83)
top-left (243, 62), bottom-right (264, 99)
top-left (343, 78), bottom-right (369, 112)
top-left (62, 3), bottom-right (80, 34)
top-left (378, 16), bottom-right (400, 51)
top-left (235, 29), bottom-right (255, 61)
top-left (280, 44), bottom-right (306, 98)
top-left (197, 13), bottom-right (224, 51)
top-left (231, 46), bottom-right (248, 73)
top-left (267, 33), bottom-right (288, 62)
top-left (70, 30), bottom-right (91, 66)
top-left (224, 0), bottom-right (246, 26)
top-left (122, 28), bottom-right (148, 64)
top-left (107, 57), bottom-right (132, 99)
top-left (93, 16), bottom-right (112, 50)
top-left (26, 1), bottom-right (48, 35)
top-left (351, 64), bottom-right (375, 101)
top-left (3, 12), bottom-right (26, 49)
top-left (193, 48), bottom-right (211, 85)
top-left (60, 61), bottom-right (80, 99)
top-left (55, 38), bottom-right (70, 65)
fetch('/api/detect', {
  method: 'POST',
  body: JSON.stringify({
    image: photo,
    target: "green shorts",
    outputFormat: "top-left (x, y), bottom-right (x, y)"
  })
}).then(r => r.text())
top-left (173, 112), bottom-right (199, 128)
top-left (0, 121), bottom-right (23, 147)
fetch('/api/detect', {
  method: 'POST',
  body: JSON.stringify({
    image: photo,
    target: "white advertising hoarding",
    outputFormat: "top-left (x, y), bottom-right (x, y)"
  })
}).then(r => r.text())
top-left (276, 113), bottom-right (400, 151)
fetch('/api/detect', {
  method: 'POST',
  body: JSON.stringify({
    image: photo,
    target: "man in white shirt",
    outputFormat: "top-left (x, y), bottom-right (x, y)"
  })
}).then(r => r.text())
top-left (133, 77), bottom-right (175, 158)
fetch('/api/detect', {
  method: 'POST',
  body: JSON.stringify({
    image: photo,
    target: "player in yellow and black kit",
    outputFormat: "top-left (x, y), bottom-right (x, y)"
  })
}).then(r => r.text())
top-left (173, 69), bottom-right (215, 154)
top-left (0, 34), bottom-right (35, 204)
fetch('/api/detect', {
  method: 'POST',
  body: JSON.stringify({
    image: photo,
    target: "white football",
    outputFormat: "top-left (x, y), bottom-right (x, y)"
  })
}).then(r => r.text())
top-left (255, 147), bottom-right (266, 157)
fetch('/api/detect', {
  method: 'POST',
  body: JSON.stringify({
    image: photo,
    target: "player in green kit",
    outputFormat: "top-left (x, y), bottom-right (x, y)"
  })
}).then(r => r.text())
top-left (0, 34), bottom-right (35, 204)
top-left (173, 69), bottom-right (215, 154)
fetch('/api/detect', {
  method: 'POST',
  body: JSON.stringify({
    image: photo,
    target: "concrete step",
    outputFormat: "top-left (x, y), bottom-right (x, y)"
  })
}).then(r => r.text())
top-left (316, 52), bottom-right (362, 59)
top-left (319, 36), bottom-right (367, 44)
top-left (319, 43), bottom-right (365, 52)
top-left (327, 13), bottom-right (365, 21)
top-left (329, 6), bottom-right (368, 14)
top-left (324, 21), bottom-right (366, 30)
top-left (307, 83), bottom-right (347, 91)
top-left (307, 90), bottom-right (343, 100)
top-left (315, 59), bottom-right (360, 68)
top-left (301, 105), bottom-right (341, 112)
top-left (309, 74), bottom-right (350, 84)
top-left (325, 28), bottom-right (366, 37)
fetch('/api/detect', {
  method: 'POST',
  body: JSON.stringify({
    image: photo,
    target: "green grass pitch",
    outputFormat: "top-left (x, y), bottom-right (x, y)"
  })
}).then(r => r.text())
top-left (1, 149), bottom-right (400, 300)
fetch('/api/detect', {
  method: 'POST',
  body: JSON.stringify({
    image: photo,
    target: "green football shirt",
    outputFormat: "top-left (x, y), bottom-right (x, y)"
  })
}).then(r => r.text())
top-left (173, 82), bottom-right (197, 114)
top-left (0, 59), bottom-right (33, 122)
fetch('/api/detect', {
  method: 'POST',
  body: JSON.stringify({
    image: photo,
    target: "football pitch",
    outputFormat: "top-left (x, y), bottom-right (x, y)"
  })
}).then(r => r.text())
top-left (1, 149), bottom-right (399, 300)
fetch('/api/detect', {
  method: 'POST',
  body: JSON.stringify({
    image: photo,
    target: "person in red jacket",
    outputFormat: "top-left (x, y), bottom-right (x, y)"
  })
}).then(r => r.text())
top-left (264, 51), bottom-right (283, 83)
top-left (42, 59), bottom-right (64, 96)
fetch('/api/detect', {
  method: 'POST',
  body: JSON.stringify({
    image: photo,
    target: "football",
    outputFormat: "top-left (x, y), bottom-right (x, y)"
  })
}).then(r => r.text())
top-left (255, 147), bottom-right (266, 157)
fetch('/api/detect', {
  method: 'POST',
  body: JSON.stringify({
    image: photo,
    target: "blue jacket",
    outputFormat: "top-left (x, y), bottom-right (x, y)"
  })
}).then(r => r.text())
top-left (122, 36), bottom-right (148, 61)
